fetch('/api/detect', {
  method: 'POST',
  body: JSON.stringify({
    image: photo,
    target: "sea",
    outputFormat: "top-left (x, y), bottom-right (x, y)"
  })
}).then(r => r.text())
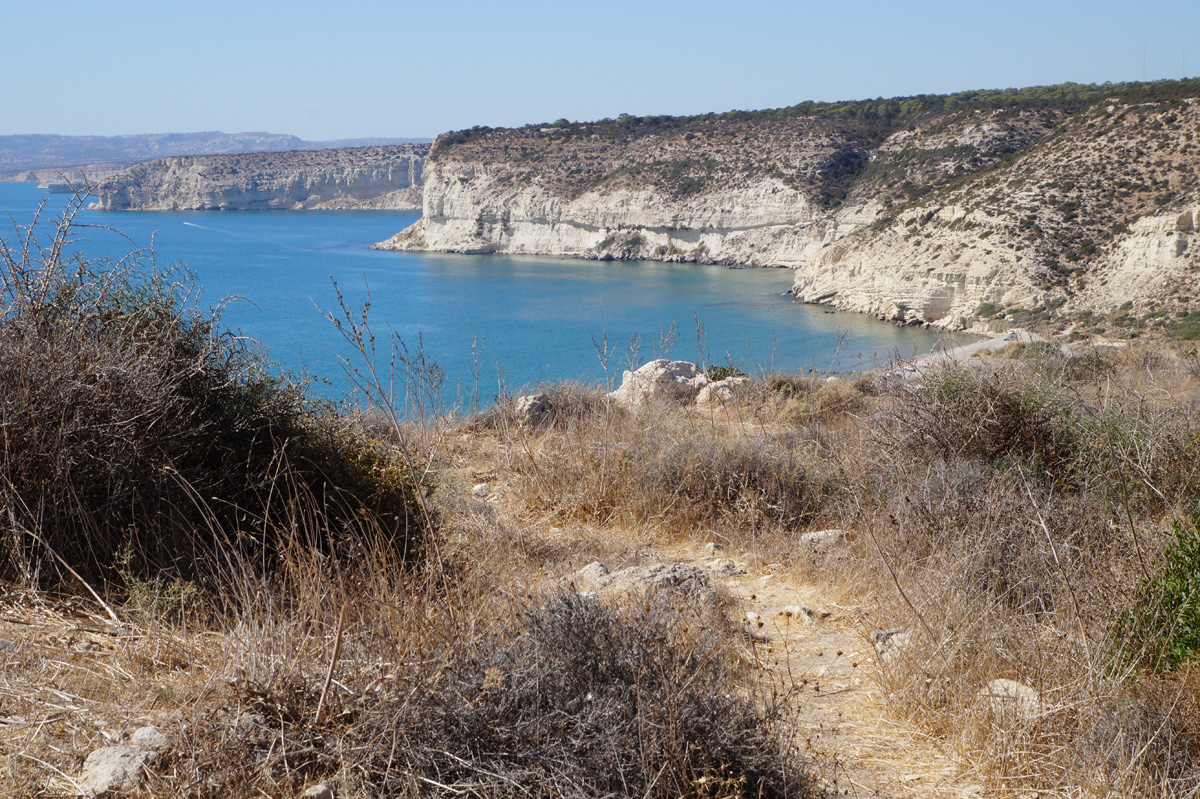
top-left (0, 182), bottom-right (963, 407)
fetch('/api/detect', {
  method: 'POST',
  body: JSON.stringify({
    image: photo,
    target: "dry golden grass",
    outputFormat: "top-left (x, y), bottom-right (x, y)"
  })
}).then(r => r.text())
top-left (455, 340), bottom-right (1200, 797)
top-left (8, 248), bottom-right (1200, 798)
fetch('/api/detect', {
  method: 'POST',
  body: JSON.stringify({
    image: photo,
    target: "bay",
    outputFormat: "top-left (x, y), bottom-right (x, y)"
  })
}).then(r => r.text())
top-left (0, 182), bottom-right (962, 405)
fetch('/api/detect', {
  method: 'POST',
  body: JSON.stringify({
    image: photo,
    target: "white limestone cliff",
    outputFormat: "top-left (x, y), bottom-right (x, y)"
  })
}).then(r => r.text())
top-left (376, 97), bottom-right (1200, 330)
top-left (94, 145), bottom-right (427, 211)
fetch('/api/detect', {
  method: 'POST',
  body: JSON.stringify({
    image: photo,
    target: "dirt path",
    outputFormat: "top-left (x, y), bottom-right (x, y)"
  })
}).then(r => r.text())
top-left (672, 544), bottom-right (979, 798)
top-left (460, 456), bottom-right (987, 797)
top-left (911, 328), bottom-right (1045, 371)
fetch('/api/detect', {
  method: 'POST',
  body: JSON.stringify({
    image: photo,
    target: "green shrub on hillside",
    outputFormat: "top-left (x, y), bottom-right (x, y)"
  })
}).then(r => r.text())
top-left (707, 364), bottom-right (748, 381)
top-left (1113, 514), bottom-right (1200, 674)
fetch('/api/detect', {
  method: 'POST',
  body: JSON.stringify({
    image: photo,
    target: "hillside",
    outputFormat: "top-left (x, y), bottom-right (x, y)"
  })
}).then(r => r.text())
top-left (378, 80), bottom-right (1200, 330)
top-left (93, 145), bottom-right (429, 210)
top-left (0, 132), bottom-right (429, 180)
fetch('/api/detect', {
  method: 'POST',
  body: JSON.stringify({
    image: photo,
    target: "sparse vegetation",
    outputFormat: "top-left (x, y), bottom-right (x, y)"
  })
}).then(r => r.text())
top-left (8, 189), bottom-right (1200, 797)
top-left (0, 204), bottom-right (823, 798)
top-left (1113, 513), bottom-right (1200, 675)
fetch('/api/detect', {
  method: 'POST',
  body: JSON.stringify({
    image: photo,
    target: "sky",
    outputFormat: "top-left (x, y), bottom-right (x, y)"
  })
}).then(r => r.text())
top-left (3, 0), bottom-right (1197, 140)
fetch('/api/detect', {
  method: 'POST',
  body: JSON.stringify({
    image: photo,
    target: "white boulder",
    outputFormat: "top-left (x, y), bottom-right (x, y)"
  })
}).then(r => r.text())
top-left (983, 678), bottom-right (1041, 721)
top-left (694, 376), bottom-right (750, 406)
top-left (610, 359), bottom-right (710, 406)
top-left (80, 746), bottom-right (157, 795)
top-left (514, 391), bottom-right (553, 424)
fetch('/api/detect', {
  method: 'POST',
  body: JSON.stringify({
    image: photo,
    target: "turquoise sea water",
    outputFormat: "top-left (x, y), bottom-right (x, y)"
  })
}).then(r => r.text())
top-left (0, 183), bottom-right (960, 404)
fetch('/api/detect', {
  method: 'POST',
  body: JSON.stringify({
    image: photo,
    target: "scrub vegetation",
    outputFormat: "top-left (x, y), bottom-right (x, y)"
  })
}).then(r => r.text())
top-left (5, 197), bottom-right (1200, 797)
top-left (0, 200), bottom-right (818, 798)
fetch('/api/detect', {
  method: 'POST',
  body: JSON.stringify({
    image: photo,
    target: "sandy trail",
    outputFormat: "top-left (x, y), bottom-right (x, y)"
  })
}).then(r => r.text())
top-left (659, 543), bottom-right (980, 799)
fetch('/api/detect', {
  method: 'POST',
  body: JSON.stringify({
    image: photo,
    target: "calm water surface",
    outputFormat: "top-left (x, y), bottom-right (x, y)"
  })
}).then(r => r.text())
top-left (1, 183), bottom-right (961, 403)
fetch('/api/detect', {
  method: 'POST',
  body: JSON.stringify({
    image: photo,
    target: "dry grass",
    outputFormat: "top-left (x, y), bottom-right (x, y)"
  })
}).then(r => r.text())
top-left (9, 194), bottom-right (1200, 797)
top-left (463, 341), bottom-right (1200, 797)
top-left (0, 201), bottom-right (820, 797)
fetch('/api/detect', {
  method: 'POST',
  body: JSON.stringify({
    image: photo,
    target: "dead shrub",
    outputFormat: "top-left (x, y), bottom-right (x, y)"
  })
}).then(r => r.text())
top-left (638, 435), bottom-right (825, 531)
top-left (782, 378), bottom-right (865, 423)
top-left (339, 593), bottom-right (818, 798)
top-left (517, 413), bottom-right (829, 536)
top-left (477, 381), bottom-right (615, 432)
top-left (886, 365), bottom-right (1080, 476)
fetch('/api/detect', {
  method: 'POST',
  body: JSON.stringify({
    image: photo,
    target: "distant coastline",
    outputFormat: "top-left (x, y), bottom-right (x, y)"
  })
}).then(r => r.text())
top-left (90, 145), bottom-right (429, 211)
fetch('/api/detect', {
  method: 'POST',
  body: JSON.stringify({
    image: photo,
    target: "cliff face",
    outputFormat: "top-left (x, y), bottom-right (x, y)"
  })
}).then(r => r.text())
top-left (94, 145), bottom-right (428, 210)
top-left (378, 82), bottom-right (1200, 330)
top-left (792, 98), bottom-right (1200, 328)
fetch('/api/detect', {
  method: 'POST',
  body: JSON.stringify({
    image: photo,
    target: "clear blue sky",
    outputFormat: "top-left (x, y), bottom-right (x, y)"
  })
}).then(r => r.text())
top-left (4, 0), bottom-right (1196, 140)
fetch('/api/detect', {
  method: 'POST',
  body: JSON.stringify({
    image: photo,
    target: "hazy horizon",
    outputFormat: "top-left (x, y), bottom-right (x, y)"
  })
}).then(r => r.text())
top-left (4, 0), bottom-right (1196, 141)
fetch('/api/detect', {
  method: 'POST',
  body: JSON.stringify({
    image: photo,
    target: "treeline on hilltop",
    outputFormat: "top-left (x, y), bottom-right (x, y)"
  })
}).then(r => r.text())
top-left (433, 77), bottom-right (1200, 157)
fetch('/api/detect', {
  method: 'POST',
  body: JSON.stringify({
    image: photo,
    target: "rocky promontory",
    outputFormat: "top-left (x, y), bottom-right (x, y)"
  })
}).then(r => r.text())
top-left (94, 145), bottom-right (429, 211)
top-left (378, 81), bottom-right (1200, 330)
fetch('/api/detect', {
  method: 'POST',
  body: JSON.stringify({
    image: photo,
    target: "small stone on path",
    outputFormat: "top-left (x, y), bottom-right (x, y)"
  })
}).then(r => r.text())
top-left (302, 782), bottom-right (336, 799)
top-left (80, 746), bottom-right (157, 795)
top-left (130, 726), bottom-right (169, 751)
top-left (709, 558), bottom-right (746, 576)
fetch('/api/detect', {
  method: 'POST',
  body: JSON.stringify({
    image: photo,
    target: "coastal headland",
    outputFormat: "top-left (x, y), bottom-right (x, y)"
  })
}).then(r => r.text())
top-left (92, 144), bottom-right (429, 211)
top-left (378, 80), bottom-right (1200, 333)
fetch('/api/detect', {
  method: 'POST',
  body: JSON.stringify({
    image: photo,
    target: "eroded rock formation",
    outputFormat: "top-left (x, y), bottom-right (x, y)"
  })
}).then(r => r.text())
top-left (94, 145), bottom-right (428, 210)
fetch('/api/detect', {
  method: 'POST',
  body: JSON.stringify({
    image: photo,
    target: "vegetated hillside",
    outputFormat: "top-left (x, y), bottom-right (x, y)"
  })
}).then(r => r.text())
top-left (796, 93), bottom-right (1200, 332)
top-left (380, 80), bottom-right (1200, 331)
top-left (93, 144), bottom-right (429, 210)
top-left (0, 132), bottom-right (430, 178)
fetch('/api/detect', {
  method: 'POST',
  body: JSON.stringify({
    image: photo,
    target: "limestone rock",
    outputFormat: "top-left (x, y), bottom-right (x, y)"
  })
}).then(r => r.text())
top-left (472, 483), bottom-right (490, 498)
top-left (567, 561), bottom-right (719, 611)
top-left (709, 558), bottom-right (746, 577)
top-left (95, 145), bottom-right (428, 211)
top-left (695, 376), bottom-right (750, 406)
top-left (610, 359), bottom-right (710, 406)
top-left (568, 562), bottom-right (611, 592)
top-left (798, 529), bottom-right (848, 548)
top-left (870, 627), bottom-right (911, 661)
top-left (378, 103), bottom-right (1200, 331)
top-left (79, 745), bottom-right (157, 795)
top-left (129, 726), bottom-right (169, 751)
top-left (301, 782), bottom-right (336, 799)
top-left (514, 392), bottom-right (553, 424)
top-left (983, 678), bottom-right (1041, 721)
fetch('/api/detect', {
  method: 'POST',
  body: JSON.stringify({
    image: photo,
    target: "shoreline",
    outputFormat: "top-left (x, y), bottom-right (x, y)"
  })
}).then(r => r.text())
top-left (911, 328), bottom-right (1046, 371)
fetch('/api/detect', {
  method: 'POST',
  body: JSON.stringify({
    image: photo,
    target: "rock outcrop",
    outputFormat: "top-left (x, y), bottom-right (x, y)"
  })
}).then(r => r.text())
top-left (609, 359), bottom-right (711, 406)
top-left (94, 145), bottom-right (428, 210)
top-left (377, 81), bottom-right (1200, 330)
